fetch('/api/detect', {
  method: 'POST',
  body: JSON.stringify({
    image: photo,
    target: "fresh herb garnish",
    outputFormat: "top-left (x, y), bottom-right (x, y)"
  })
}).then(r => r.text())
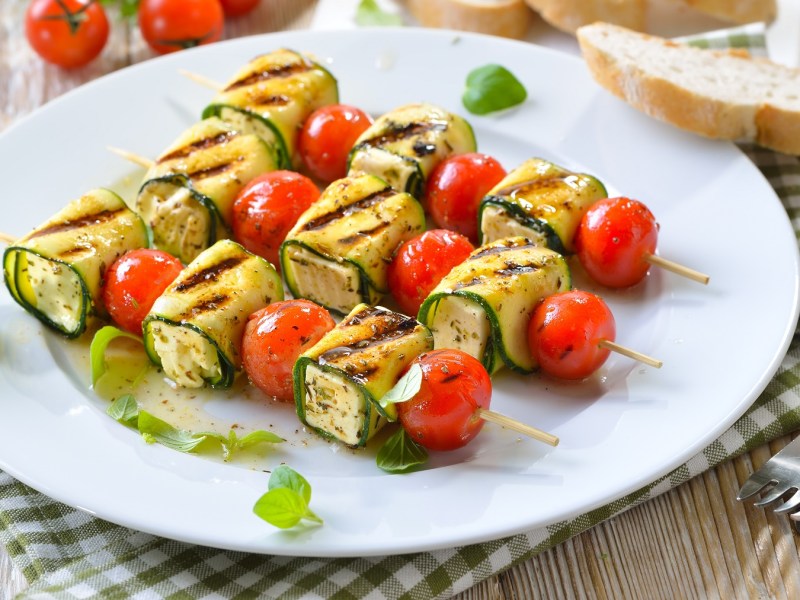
top-left (376, 427), bottom-right (428, 473)
top-left (355, 0), bottom-right (403, 27)
top-left (106, 394), bottom-right (139, 426)
top-left (137, 410), bottom-right (208, 452)
top-left (197, 429), bottom-right (285, 462)
top-left (462, 64), bottom-right (528, 115)
top-left (89, 325), bottom-right (143, 386)
top-left (253, 465), bottom-right (323, 529)
top-left (378, 363), bottom-right (422, 413)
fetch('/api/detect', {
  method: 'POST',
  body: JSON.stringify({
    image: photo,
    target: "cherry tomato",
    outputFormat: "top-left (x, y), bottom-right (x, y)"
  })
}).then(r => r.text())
top-left (102, 249), bottom-right (184, 335)
top-left (397, 349), bottom-right (492, 451)
top-left (527, 290), bottom-right (616, 380)
top-left (219, 0), bottom-right (259, 16)
top-left (387, 229), bottom-right (473, 317)
top-left (298, 105), bottom-right (373, 184)
top-left (425, 153), bottom-right (507, 243)
top-left (138, 0), bottom-right (224, 55)
top-left (574, 197), bottom-right (659, 288)
top-left (231, 171), bottom-right (320, 267)
top-left (25, 0), bottom-right (109, 69)
top-left (242, 300), bottom-right (336, 402)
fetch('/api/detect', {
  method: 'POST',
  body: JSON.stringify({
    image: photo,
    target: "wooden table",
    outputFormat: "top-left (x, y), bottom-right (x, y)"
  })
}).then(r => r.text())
top-left (2, 1), bottom-right (799, 597)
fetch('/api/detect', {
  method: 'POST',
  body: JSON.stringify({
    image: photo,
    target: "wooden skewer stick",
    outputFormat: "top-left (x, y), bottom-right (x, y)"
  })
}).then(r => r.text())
top-left (178, 69), bottom-right (223, 92)
top-left (107, 146), bottom-right (154, 170)
top-left (599, 339), bottom-right (663, 369)
top-left (644, 253), bottom-right (709, 285)
top-left (0, 232), bottom-right (16, 244)
top-left (477, 409), bottom-right (559, 447)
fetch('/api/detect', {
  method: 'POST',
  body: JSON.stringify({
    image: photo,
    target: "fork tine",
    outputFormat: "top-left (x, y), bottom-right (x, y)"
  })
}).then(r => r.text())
top-left (773, 489), bottom-right (800, 514)
top-left (754, 483), bottom-right (794, 508)
top-left (738, 476), bottom-right (777, 501)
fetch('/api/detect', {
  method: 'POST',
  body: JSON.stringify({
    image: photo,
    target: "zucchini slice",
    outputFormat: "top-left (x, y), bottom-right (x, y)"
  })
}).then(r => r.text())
top-left (142, 239), bottom-right (283, 389)
top-left (202, 48), bottom-right (338, 169)
top-left (3, 188), bottom-right (147, 338)
top-left (417, 236), bottom-right (571, 374)
top-left (294, 303), bottom-right (433, 447)
top-left (478, 158), bottom-right (607, 253)
top-left (280, 174), bottom-right (425, 315)
top-left (136, 117), bottom-right (277, 263)
top-left (347, 103), bottom-right (477, 198)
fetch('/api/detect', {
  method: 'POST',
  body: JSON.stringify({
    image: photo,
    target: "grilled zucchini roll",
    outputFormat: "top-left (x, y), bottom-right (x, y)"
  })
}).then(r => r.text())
top-left (478, 158), bottom-right (607, 253)
top-left (347, 103), bottom-right (476, 199)
top-left (3, 189), bottom-right (147, 338)
top-left (136, 117), bottom-right (278, 264)
top-left (142, 239), bottom-right (283, 389)
top-left (294, 304), bottom-right (433, 447)
top-left (203, 48), bottom-right (338, 169)
top-left (280, 175), bottom-right (425, 315)
top-left (418, 237), bottom-right (570, 374)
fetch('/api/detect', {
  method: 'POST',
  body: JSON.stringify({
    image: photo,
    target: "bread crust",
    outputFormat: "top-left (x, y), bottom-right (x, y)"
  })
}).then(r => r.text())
top-left (406, 0), bottom-right (533, 39)
top-left (577, 23), bottom-right (800, 155)
top-left (681, 0), bottom-right (777, 25)
top-left (525, 0), bottom-right (645, 33)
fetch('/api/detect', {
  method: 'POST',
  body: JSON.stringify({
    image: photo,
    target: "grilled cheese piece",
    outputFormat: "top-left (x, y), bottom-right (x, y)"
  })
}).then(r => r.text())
top-left (137, 117), bottom-right (278, 263)
top-left (280, 175), bottom-right (425, 315)
top-left (142, 239), bottom-right (283, 389)
top-left (294, 304), bottom-right (433, 447)
top-left (418, 237), bottom-right (571, 374)
top-left (3, 189), bottom-right (147, 338)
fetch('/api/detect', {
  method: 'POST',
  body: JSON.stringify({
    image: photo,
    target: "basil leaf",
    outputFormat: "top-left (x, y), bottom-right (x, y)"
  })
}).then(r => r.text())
top-left (137, 410), bottom-right (207, 453)
top-left (269, 465), bottom-right (312, 503)
top-left (355, 0), bottom-right (402, 27)
top-left (89, 325), bottom-right (142, 386)
top-left (253, 488), bottom-right (322, 529)
top-left (196, 429), bottom-right (285, 461)
top-left (238, 429), bottom-right (285, 448)
top-left (376, 427), bottom-right (428, 473)
top-left (462, 64), bottom-right (528, 115)
top-left (106, 394), bottom-right (139, 427)
top-left (378, 363), bottom-right (422, 411)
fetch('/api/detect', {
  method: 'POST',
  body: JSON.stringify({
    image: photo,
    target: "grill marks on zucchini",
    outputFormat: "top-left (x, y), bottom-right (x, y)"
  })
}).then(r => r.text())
top-left (142, 239), bottom-right (283, 389)
top-left (418, 236), bottom-right (571, 374)
top-left (224, 61), bottom-right (313, 91)
top-left (479, 158), bottom-right (608, 253)
top-left (294, 304), bottom-right (433, 447)
top-left (3, 189), bottom-right (148, 338)
top-left (347, 103), bottom-right (477, 199)
top-left (157, 131), bottom-right (238, 163)
top-left (280, 175), bottom-right (425, 315)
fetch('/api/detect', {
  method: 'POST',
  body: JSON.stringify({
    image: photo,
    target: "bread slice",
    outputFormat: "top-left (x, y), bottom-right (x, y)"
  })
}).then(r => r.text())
top-left (525, 0), bottom-right (645, 33)
top-left (576, 22), bottom-right (800, 155)
top-left (405, 0), bottom-right (533, 39)
top-left (680, 0), bottom-right (777, 25)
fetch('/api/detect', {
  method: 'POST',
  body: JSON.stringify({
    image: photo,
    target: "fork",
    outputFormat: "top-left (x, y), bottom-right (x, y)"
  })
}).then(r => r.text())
top-left (738, 434), bottom-right (800, 516)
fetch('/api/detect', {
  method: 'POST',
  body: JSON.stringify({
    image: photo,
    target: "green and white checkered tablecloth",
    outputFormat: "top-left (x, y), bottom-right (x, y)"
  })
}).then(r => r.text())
top-left (2, 24), bottom-right (799, 600)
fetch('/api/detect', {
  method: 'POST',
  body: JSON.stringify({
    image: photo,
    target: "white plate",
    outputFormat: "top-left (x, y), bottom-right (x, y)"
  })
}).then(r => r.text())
top-left (0, 29), bottom-right (798, 558)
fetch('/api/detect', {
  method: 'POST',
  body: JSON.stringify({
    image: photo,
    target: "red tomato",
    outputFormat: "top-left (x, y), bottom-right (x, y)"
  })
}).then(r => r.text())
top-left (242, 300), bottom-right (336, 402)
top-left (298, 105), bottom-right (373, 184)
top-left (25, 0), bottom-right (109, 69)
top-left (102, 249), bottom-right (183, 335)
top-left (397, 349), bottom-right (492, 451)
top-left (425, 153), bottom-right (507, 243)
top-left (527, 290), bottom-right (616, 380)
top-left (387, 229), bottom-right (473, 317)
top-left (138, 0), bottom-right (224, 55)
top-left (231, 171), bottom-right (320, 267)
top-left (574, 197), bottom-right (659, 288)
top-left (219, 0), bottom-right (259, 16)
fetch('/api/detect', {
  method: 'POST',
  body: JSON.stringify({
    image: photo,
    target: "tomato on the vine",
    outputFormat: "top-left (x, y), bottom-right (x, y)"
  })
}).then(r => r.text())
top-left (138, 0), bottom-right (224, 55)
top-left (527, 290), bottom-right (616, 380)
top-left (231, 170), bottom-right (320, 267)
top-left (425, 153), bottom-right (507, 243)
top-left (298, 104), bottom-right (373, 184)
top-left (102, 249), bottom-right (184, 335)
top-left (242, 299), bottom-right (336, 402)
top-left (387, 229), bottom-right (473, 317)
top-left (219, 0), bottom-right (259, 17)
top-left (397, 349), bottom-right (492, 451)
top-left (574, 197), bottom-right (659, 288)
top-left (25, 0), bottom-right (109, 69)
